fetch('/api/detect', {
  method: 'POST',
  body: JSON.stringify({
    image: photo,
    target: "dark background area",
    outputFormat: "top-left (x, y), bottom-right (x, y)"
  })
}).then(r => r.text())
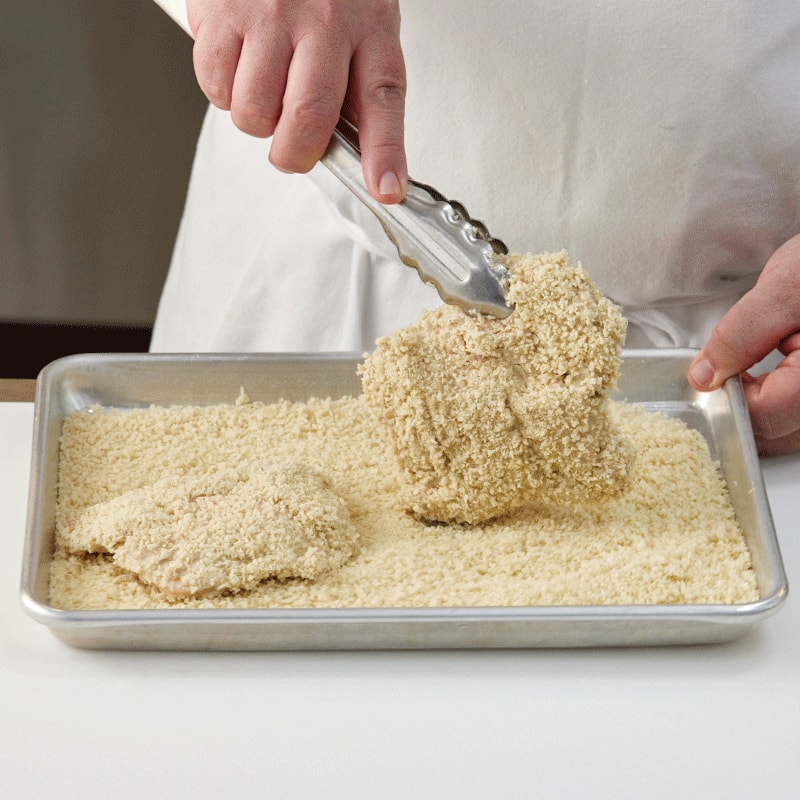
top-left (0, 0), bottom-right (208, 377)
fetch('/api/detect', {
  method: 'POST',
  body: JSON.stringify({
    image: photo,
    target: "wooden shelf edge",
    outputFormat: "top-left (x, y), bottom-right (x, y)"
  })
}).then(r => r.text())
top-left (0, 379), bottom-right (36, 402)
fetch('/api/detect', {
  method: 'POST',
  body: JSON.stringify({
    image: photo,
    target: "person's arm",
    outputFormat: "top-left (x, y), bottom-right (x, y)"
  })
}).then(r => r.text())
top-left (688, 233), bottom-right (800, 455)
top-left (186, 0), bottom-right (407, 203)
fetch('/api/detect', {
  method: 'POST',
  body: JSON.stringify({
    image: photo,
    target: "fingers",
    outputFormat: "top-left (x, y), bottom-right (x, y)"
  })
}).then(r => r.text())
top-left (191, 1), bottom-right (290, 138)
top-left (229, 26), bottom-right (291, 138)
top-left (687, 234), bottom-right (800, 456)
top-left (754, 429), bottom-right (800, 456)
top-left (187, 0), bottom-right (407, 198)
top-left (742, 340), bottom-right (800, 455)
top-left (687, 283), bottom-right (792, 391)
top-left (688, 235), bottom-right (800, 391)
top-left (190, 13), bottom-right (243, 111)
top-left (267, 30), bottom-right (351, 172)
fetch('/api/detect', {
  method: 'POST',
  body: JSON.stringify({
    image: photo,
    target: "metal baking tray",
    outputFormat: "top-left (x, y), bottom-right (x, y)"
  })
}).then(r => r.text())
top-left (20, 350), bottom-right (788, 650)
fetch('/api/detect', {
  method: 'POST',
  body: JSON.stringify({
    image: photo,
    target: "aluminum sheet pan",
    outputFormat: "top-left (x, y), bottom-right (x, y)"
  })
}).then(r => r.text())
top-left (20, 350), bottom-right (788, 650)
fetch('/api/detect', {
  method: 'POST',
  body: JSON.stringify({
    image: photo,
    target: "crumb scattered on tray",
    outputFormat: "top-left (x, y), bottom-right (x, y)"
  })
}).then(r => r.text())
top-left (50, 389), bottom-right (758, 610)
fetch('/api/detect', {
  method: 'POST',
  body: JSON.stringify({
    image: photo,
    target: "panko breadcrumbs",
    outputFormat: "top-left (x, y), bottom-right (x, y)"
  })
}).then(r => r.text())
top-left (50, 395), bottom-right (757, 609)
top-left (48, 251), bottom-right (758, 610)
top-left (359, 251), bottom-right (630, 523)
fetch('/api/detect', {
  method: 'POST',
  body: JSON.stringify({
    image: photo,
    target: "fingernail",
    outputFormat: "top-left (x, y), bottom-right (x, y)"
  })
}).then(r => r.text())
top-left (689, 357), bottom-right (715, 389)
top-left (378, 171), bottom-right (401, 197)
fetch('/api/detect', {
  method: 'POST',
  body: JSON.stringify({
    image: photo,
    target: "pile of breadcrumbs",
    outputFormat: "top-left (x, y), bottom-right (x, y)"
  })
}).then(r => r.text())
top-left (48, 252), bottom-right (758, 609)
top-left (360, 251), bottom-right (630, 523)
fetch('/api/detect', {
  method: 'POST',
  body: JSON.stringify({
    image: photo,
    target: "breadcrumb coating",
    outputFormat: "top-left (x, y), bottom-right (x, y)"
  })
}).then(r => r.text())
top-left (60, 460), bottom-right (359, 597)
top-left (358, 251), bottom-right (631, 523)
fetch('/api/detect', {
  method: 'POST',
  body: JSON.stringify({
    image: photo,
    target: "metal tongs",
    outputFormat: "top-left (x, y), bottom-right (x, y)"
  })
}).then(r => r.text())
top-left (322, 118), bottom-right (513, 318)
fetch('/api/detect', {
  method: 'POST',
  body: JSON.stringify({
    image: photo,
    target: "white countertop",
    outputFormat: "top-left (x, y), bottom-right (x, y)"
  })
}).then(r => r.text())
top-left (1, 400), bottom-right (798, 799)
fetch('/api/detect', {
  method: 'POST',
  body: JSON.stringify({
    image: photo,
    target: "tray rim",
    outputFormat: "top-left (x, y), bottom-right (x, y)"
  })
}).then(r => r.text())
top-left (19, 349), bottom-right (790, 649)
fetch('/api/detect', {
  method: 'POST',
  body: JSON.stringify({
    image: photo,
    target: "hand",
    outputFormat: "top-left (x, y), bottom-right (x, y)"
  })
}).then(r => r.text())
top-left (186, 0), bottom-right (407, 202)
top-left (688, 234), bottom-right (800, 455)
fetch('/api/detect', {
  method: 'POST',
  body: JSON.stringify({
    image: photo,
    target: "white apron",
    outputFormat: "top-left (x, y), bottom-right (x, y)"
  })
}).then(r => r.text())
top-left (150, 0), bottom-right (800, 353)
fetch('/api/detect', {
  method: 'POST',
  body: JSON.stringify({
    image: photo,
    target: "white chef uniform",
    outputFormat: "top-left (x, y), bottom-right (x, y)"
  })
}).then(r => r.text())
top-left (150, 0), bottom-right (800, 353)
